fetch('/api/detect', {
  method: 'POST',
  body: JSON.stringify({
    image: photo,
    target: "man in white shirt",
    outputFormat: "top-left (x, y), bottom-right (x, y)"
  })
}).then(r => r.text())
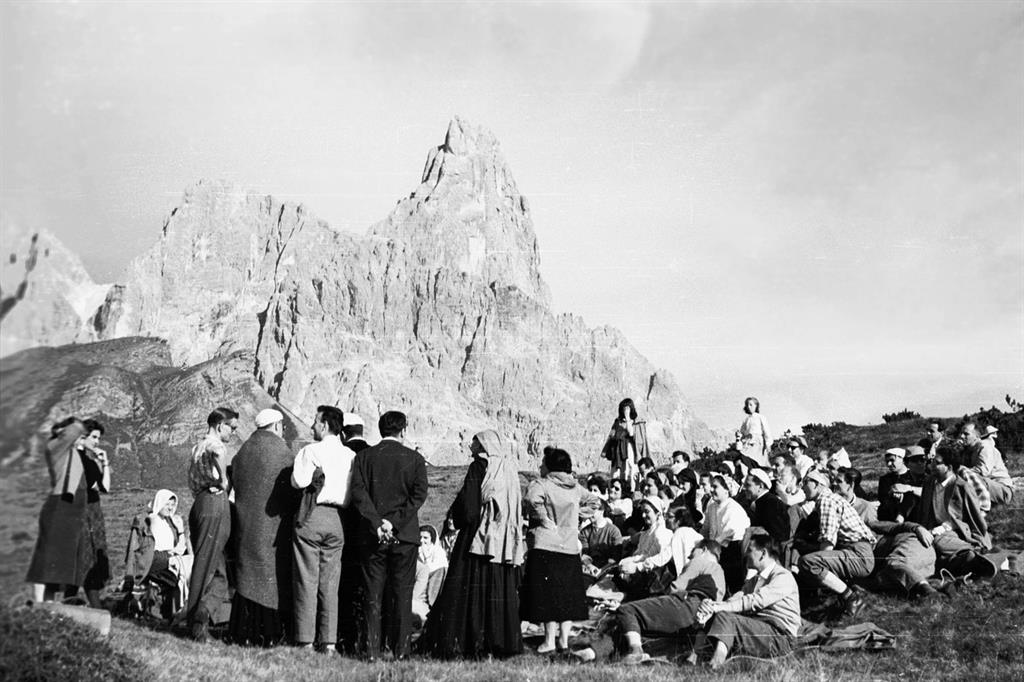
top-left (291, 405), bottom-right (356, 652)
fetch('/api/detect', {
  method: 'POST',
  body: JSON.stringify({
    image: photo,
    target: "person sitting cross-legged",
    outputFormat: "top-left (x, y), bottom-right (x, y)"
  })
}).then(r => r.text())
top-left (796, 469), bottom-right (875, 618)
top-left (686, 532), bottom-right (801, 669)
top-left (572, 540), bottom-right (725, 664)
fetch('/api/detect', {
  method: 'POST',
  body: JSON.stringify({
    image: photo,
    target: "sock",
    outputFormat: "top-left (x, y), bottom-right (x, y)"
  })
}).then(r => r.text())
top-left (841, 587), bottom-right (855, 601)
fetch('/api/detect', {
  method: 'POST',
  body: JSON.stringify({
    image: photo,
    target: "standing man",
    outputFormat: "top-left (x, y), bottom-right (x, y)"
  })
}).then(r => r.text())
top-left (351, 411), bottom-right (429, 660)
top-left (186, 406), bottom-right (238, 642)
top-left (291, 405), bottom-right (356, 652)
top-left (342, 413), bottom-right (370, 453)
top-left (961, 422), bottom-right (1013, 507)
top-left (229, 408), bottom-right (299, 646)
top-left (337, 410), bottom-right (369, 653)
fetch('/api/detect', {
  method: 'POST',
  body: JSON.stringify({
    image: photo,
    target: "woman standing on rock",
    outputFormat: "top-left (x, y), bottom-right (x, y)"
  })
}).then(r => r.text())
top-left (736, 396), bottom-right (771, 469)
top-left (417, 430), bottom-right (525, 659)
top-left (25, 417), bottom-right (104, 604)
top-left (602, 398), bottom-right (649, 490)
top-left (75, 418), bottom-right (112, 608)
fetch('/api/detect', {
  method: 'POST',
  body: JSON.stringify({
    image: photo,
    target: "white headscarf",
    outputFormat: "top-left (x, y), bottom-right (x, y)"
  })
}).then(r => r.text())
top-left (468, 430), bottom-right (525, 566)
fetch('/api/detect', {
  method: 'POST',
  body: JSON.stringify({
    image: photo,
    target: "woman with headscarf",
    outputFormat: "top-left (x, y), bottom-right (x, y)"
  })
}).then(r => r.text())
top-left (147, 489), bottom-right (194, 618)
top-left (602, 398), bottom-right (649, 489)
top-left (417, 430), bottom-right (525, 659)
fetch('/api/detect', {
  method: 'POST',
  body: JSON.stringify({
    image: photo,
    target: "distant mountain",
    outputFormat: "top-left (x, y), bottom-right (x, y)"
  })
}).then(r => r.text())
top-left (0, 117), bottom-right (720, 469)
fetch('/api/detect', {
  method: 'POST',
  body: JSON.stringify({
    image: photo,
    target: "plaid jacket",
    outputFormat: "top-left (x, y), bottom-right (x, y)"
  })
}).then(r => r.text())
top-left (816, 490), bottom-right (875, 547)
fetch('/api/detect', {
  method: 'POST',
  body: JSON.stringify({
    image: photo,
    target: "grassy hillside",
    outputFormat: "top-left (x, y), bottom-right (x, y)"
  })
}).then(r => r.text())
top-left (2, 413), bottom-right (1022, 681)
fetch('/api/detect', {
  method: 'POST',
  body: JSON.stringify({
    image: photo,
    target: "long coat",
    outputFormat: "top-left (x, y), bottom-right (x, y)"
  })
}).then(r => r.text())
top-left (231, 429), bottom-right (299, 610)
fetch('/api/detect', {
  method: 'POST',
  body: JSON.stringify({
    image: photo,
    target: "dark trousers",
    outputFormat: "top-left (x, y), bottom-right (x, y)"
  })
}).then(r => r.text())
top-left (187, 490), bottom-right (231, 624)
top-left (359, 541), bottom-right (418, 658)
top-left (589, 593), bottom-right (702, 661)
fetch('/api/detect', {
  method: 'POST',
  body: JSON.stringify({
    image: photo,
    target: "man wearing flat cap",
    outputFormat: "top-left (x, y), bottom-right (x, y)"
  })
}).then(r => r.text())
top-left (229, 407), bottom-right (299, 645)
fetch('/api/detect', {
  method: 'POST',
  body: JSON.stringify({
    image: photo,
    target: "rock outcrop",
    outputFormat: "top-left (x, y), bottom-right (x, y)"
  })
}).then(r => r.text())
top-left (4, 117), bottom-right (719, 470)
top-left (0, 217), bottom-right (111, 356)
top-left (0, 337), bottom-right (308, 488)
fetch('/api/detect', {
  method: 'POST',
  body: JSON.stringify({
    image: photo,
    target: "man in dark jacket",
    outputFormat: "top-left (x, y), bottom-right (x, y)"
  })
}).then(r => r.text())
top-left (350, 411), bottom-right (429, 659)
top-left (742, 469), bottom-right (790, 545)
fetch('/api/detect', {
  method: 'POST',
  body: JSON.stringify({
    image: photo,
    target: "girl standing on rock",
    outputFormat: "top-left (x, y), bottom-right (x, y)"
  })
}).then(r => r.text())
top-left (736, 396), bottom-right (771, 469)
top-left (602, 398), bottom-right (649, 491)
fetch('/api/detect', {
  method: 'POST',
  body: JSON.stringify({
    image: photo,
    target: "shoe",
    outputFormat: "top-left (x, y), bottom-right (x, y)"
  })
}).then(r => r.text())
top-left (622, 652), bottom-right (651, 665)
top-left (969, 555), bottom-right (998, 580)
top-left (842, 591), bottom-right (865, 619)
top-left (536, 643), bottom-right (557, 655)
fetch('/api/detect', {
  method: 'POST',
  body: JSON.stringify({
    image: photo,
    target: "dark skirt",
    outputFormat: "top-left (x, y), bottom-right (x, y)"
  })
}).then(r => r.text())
top-left (228, 593), bottom-right (286, 647)
top-left (25, 487), bottom-right (87, 586)
top-left (79, 496), bottom-right (110, 590)
top-left (520, 548), bottom-right (588, 623)
top-left (416, 537), bottom-right (523, 659)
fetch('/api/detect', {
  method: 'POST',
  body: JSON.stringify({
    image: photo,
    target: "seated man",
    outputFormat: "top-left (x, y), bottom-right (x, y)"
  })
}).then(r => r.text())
top-left (901, 445), bottom-right (996, 579)
top-left (796, 469), bottom-right (875, 617)
top-left (686, 533), bottom-right (801, 669)
top-left (961, 422), bottom-right (1013, 507)
top-left (877, 447), bottom-right (923, 521)
top-left (572, 540), bottom-right (724, 664)
top-left (743, 469), bottom-right (790, 546)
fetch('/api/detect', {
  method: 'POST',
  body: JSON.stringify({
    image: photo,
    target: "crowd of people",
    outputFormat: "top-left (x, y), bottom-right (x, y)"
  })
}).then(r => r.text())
top-left (24, 396), bottom-right (1016, 668)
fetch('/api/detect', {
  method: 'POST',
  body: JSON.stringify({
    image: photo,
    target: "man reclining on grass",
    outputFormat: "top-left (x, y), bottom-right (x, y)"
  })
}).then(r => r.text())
top-left (571, 540), bottom-right (725, 664)
top-left (686, 532), bottom-right (801, 669)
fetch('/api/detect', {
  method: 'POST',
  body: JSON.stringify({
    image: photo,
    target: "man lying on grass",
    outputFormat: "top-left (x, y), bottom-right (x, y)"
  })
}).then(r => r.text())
top-left (571, 540), bottom-right (725, 664)
top-left (686, 532), bottom-right (800, 669)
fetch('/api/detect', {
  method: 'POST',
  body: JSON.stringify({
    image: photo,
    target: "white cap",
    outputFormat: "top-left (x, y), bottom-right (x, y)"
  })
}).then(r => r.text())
top-left (748, 468), bottom-right (773, 489)
top-left (343, 412), bottom-right (364, 427)
top-left (255, 408), bottom-right (284, 428)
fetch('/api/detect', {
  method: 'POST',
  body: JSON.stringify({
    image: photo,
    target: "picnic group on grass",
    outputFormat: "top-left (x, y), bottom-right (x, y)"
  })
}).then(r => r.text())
top-left (25, 395), bottom-right (1016, 668)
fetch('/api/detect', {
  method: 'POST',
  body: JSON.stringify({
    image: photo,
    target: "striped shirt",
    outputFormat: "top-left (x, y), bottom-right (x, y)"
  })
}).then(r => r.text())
top-left (957, 467), bottom-right (992, 513)
top-left (816, 490), bottom-right (875, 546)
top-left (189, 434), bottom-right (227, 496)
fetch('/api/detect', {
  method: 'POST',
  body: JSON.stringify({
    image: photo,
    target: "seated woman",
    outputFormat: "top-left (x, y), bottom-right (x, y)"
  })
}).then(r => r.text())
top-left (615, 496), bottom-right (673, 600)
top-left (607, 478), bottom-right (633, 530)
top-left (147, 489), bottom-right (193, 619)
top-left (580, 499), bottom-right (623, 582)
top-left (586, 474), bottom-right (609, 501)
top-left (412, 525), bottom-right (449, 626)
top-left (701, 475), bottom-right (751, 593)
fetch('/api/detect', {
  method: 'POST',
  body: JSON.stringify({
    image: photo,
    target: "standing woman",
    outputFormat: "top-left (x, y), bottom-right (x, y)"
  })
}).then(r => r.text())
top-left (26, 418), bottom-right (88, 603)
top-left (736, 397), bottom-right (772, 469)
top-left (77, 419), bottom-right (112, 608)
top-left (521, 447), bottom-right (596, 654)
top-left (417, 430), bottom-right (526, 659)
top-left (602, 398), bottom-right (649, 490)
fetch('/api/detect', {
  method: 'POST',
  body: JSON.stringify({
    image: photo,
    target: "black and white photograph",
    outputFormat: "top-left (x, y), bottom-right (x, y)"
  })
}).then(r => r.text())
top-left (0, 1), bottom-right (1021, 680)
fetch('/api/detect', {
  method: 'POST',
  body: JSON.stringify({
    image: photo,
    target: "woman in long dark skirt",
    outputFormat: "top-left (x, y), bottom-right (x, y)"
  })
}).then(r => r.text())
top-left (520, 447), bottom-right (597, 653)
top-left (76, 419), bottom-right (112, 608)
top-left (417, 430), bottom-right (525, 659)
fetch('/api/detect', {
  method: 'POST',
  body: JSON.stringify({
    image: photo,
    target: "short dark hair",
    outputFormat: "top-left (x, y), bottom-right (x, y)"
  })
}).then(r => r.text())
top-left (419, 525), bottom-right (437, 543)
top-left (637, 457), bottom-right (655, 470)
top-left (669, 504), bottom-right (694, 527)
top-left (697, 539), bottom-right (722, 558)
top-left (771, 453), bottom-right (796, 466)
top-left (618, 398), bottom-right (638, 420)
top-left (586, 474), bottom-right (608, 495)
top-left (930, 420), bottom-right (944, 431)
top-left (543, 447), bottom-right (573, 474)
top-left (839, 467), bottom-right (866, 498)
top-left (710, 474), bottom-right (729, 490)
top-left (934, 444), bottom-right (965, 469)
top-left (207, 407), bottom-right (239, 429)
top-left (746, 531), bottom-right (778, 559)
top-left (82, 418), bottom-right (105, 436)
top-left (672, 450), bottom-right (691, 463)
top-left (378, 411), bottom-right (408, 438)
top-left (744, 397), bottom-right (760, 414)
top-left (317, 405), bottom-right (345, 435)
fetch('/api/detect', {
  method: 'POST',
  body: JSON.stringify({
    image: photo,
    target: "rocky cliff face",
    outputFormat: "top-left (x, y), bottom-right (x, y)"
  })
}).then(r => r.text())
top-left (0, 337), bottom-right (309, 487)
top-left (0, 217), bottom-right (110, 356)
top-left (5, 117), bottom-right (718, 470)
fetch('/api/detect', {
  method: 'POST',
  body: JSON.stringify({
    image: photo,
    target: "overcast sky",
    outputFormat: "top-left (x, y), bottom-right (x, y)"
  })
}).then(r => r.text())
top-left (2, 1), bottom-right (1022, 433)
